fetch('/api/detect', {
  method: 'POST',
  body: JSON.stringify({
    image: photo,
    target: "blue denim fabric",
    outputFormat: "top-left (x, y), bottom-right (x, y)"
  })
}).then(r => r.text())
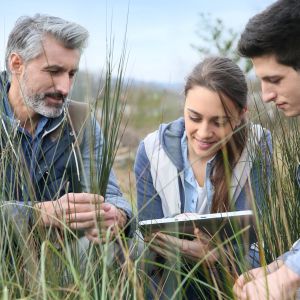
top-left (181, 131), bottom-right (213, 213)
top-left (284, 238), bottom-right (300, 276)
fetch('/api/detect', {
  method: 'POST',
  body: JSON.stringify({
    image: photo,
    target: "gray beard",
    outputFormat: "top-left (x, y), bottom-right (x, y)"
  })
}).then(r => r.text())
top-left (23, 93), bottom-right (65, 118)
top-left (20, 82), bottom-right (66, 118)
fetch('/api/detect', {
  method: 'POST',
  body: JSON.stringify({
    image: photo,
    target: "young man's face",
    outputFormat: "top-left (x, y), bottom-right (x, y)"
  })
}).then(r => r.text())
top-left (15, 35), bottom-right (80, 118)
top-left (252, 54), bottom-right (300, 117)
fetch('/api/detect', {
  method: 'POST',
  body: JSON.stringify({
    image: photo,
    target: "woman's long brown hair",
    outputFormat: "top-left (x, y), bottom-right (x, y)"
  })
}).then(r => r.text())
top-left (184, 57), bottom-right (248, 212)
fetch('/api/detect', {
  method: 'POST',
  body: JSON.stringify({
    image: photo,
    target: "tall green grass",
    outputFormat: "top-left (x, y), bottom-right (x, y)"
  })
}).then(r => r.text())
top-left (1, 52), bottom-right (300, 299)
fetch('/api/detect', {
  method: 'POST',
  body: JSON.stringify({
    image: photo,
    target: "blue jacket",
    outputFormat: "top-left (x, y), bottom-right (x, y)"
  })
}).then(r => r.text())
top-left (0, 72), bottom-right (132, 227)
top-left (135, 118), bottom-right (272, 221)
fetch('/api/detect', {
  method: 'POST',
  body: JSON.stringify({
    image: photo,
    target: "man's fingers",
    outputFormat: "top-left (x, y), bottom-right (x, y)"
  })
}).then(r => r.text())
top-left (67, 211), bottom-right (97, 223)
top-left (233, 277), bottom-right (245, 299)
top-left (68, 216), bottom-right (119, 230)
top-left (85, 233), bottom-right (101, 244)
top-left (64, 193), bottom-right (104, 204)
top-left (69, 220), bottom-right (96, 230)
top-left (101, 202), bottom-right (112, 212)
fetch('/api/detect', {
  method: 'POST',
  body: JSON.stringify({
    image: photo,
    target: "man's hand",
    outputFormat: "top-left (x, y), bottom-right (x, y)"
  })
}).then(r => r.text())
top-left (35, 193), bottom-right (104, 229)
top-left (84, 204), bottom-right (127, 243)
top-left (146, 227), bottom-right (219, 264)
top-left (35, 194), bottom-right (128, 243)
top-left (233, 263), bottom-right (300, 300)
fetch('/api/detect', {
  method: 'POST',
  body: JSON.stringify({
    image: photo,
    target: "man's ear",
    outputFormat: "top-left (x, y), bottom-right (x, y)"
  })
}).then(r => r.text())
top-left (9, 53), bottom-right (24, 75)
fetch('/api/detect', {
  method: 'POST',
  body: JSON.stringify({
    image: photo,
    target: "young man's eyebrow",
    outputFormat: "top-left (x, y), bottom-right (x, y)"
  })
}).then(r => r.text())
top-left (261, 75), bottom-right (282, 81)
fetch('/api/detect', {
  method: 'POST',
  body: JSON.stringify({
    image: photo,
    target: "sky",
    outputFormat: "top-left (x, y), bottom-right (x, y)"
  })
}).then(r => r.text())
top-left (0, 0), bottom-right (275, 85)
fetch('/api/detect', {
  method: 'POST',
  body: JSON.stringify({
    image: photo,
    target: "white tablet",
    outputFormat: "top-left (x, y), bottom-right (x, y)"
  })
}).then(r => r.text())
top-left (139, 210), bottom-right (254, 241)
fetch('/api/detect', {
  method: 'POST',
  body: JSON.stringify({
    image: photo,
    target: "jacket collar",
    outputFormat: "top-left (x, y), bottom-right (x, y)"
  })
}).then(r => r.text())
top-left (158, 117), bottom-right (185, 170)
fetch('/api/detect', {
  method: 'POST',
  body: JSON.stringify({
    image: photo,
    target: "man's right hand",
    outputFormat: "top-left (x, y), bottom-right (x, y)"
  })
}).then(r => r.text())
top-left (35, 193), bottom-right (104, 229)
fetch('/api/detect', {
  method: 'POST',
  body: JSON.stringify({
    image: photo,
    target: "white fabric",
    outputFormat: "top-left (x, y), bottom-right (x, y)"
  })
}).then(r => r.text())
top-left (144, 131), bottom-right (182, 217)
top-left (144, 124), bottom-right (265, 218)
top-left (196, 183), bottom-right (209, 214)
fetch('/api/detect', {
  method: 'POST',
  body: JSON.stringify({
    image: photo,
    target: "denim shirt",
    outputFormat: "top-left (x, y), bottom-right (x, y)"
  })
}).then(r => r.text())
top-left (3, 92), bottom-right (49, 202)
top-left (181, 132), bottom-right (214, 213)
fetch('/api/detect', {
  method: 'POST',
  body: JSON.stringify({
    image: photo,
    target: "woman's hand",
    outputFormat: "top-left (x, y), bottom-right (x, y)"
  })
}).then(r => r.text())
top-left (147, 227), bottom-right (219, 264)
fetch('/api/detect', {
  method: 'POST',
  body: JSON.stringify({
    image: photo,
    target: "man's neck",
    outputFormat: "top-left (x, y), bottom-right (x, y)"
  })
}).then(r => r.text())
top-left (8, 84), bottom-right (40, 135)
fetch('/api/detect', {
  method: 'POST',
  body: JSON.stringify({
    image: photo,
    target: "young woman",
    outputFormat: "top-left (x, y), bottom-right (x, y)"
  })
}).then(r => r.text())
top-left (134, 57), bottom-right (272, 299)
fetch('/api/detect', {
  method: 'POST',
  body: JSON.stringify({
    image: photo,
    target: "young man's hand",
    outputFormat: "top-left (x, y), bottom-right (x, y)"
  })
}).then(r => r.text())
top-left (233, 262), bottom-right (300, 300)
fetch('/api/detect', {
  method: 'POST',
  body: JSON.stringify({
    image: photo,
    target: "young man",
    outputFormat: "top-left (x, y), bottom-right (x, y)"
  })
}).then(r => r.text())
top-left (233, 0), bottom-right (300, 299)
top-left (0, 14), bottom-right (132, 244)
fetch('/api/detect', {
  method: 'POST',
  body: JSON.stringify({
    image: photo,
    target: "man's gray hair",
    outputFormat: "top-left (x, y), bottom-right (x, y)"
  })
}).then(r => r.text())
top-left (5, 14), bottom-right (89, 73)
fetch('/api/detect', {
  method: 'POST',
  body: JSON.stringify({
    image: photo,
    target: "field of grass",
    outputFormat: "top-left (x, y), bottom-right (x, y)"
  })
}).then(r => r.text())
top-left (1, 64), bottom-right (300, 299)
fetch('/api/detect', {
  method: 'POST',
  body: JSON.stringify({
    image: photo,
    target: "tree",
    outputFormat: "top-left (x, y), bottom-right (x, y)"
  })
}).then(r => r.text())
top-left (191, 13), bottom-right (252, 74)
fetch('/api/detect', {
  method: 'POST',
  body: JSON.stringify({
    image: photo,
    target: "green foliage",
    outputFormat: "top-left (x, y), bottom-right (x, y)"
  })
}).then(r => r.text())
top-left (125, 85), bottom-right (182, 138)
top-left (192, 13), bottom-right (252, 74)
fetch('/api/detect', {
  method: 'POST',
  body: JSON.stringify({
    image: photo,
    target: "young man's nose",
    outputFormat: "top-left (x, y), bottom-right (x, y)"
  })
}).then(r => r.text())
top-left (261, 82), bottom-right (277, 103)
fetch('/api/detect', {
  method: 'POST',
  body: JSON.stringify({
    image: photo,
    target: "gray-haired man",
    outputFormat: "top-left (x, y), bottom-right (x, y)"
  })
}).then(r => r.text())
top-left (0, 14), bottom-right (132, 245)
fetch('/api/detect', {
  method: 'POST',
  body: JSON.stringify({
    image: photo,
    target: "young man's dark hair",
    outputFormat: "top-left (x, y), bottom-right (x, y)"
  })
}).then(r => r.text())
top-left (233, 1), bottom-right (300, 299)
top-left (238, 0), bottom-right (300, 70)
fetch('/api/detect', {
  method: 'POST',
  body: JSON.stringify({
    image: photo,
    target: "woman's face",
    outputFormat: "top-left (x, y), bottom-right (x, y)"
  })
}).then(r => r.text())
top-left (184, 85), bottom-right (244, 161)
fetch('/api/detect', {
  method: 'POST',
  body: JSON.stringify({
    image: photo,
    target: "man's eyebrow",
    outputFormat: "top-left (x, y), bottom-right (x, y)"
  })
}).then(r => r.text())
top-left (43, 65), bottom-right (78, 73)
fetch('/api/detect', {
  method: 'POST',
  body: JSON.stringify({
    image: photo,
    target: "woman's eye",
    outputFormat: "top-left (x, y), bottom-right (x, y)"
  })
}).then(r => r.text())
top-left (214, 120), bottom-right (228, 127)
top-left (189, 116), bottom-right (201, 122)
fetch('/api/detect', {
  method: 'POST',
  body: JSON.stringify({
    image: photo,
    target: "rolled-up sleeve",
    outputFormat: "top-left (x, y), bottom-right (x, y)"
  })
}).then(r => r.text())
top-left (280, 239), bottom-right (300, 276)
